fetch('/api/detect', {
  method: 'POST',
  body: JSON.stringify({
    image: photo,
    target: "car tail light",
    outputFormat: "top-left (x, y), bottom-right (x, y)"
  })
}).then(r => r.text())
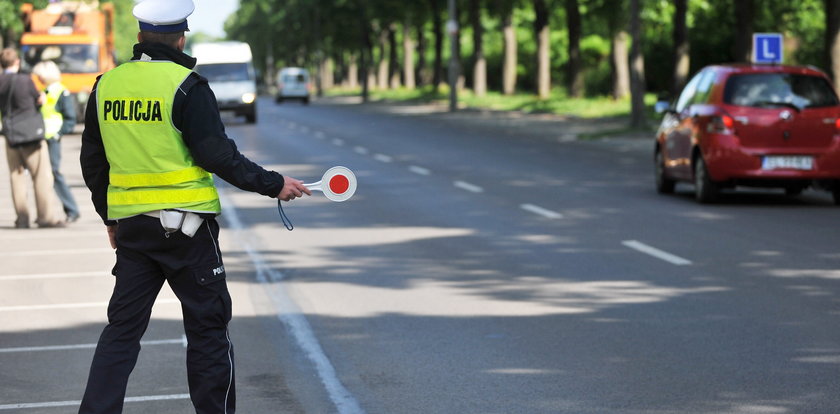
top-left (835, 118), bottom-right (840, 131)
top-left (708, 115), bottom-right (734, 134)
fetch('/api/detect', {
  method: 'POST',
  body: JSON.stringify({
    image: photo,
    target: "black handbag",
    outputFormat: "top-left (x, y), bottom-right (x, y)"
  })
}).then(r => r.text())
top-left (2, 74), bottom-right (45, 147)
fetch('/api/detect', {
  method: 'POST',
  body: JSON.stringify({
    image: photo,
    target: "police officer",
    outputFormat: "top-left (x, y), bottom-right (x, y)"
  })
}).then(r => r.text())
top-left (78, 1), bottom-right (311, 413)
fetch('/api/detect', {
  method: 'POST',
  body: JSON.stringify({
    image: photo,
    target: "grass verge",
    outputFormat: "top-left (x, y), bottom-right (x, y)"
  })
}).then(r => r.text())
top-left (325, 85), bottom-right (660, 120)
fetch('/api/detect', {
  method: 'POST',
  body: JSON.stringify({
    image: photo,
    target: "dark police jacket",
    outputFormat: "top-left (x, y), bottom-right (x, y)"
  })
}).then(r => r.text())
top-left (80, 42), bottom-right (284, 225)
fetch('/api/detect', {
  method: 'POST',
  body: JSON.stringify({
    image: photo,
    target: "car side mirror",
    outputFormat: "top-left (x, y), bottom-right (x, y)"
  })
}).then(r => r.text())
top-left (654, 100), bottom-right (674, 115)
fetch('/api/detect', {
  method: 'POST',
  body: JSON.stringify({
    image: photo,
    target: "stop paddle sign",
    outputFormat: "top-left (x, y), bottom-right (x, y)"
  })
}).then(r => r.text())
top-left (304, 166), bottom-right (357, 202)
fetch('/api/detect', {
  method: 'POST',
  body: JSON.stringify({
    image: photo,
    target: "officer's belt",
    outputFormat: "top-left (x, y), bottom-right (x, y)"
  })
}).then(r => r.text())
top-left (141, 210), bottom-right (204, 237)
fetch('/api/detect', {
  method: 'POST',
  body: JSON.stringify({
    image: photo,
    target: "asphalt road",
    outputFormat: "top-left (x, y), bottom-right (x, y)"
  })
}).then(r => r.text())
top-left (1, 96), bottom-right (839, 414)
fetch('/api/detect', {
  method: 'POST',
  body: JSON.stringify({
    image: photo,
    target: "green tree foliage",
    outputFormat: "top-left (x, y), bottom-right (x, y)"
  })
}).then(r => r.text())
top-left (0, 0), bottom-right (47, 48)
top-left (108, 0), bottom-right (139, 63)
top-left (222, 0), bottom-right (837, 98)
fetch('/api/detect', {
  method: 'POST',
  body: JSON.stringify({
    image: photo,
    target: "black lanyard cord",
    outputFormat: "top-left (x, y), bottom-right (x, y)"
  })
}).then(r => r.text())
top-left (277, 200), bottom-right (294, 231)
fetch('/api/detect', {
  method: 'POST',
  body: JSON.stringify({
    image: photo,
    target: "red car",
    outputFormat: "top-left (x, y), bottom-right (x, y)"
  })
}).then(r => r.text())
top-left (654, 64), bottom-right (840, 204)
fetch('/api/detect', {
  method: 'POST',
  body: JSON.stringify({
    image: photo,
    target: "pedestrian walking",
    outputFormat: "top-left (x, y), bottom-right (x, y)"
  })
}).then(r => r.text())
top-left (0, 47), bottom-right (64, 228)
top-left (32, 60), bottom-right (80, 222)
top-left (77, 0), bottom-right (311, 412)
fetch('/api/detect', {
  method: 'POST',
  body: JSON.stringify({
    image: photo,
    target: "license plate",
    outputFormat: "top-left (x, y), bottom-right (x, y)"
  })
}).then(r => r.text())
top-left (762, 156), bottom-right (814, 170)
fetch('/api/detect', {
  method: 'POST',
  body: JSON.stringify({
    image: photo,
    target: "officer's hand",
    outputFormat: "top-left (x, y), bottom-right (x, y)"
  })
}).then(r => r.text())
top-left (107, 224), bottom-right (118, 249)
top-left (277, 176), bottom-right (311, 201)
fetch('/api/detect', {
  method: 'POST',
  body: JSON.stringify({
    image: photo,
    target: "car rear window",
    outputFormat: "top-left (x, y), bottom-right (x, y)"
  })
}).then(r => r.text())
top-left (724, 73), bottom-right (839, 109)
top-left (194, 63), bottom-right (252, 82)
top-left (283, 74), bottom-right (307, 83)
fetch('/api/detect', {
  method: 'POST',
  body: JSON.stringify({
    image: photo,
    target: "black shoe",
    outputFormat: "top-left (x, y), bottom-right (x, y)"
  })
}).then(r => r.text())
top-left (14, 221), bottom-right (30, 229)
top-left (67, 214), bottom-right (80, 223)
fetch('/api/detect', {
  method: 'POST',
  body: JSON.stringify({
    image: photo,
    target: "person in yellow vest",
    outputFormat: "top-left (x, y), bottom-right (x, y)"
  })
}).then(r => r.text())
top-left (77, 0), bottom-right (311, 412)
top-left (32, 60), bottom-right (80, 222)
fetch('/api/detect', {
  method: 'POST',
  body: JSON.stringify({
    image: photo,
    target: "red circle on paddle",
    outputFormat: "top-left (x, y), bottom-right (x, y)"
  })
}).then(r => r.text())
top-left (329, 175), bottom-right (350, 194)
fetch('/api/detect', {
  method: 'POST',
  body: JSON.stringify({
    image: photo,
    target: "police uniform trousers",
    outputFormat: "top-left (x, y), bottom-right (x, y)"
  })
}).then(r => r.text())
top-left (79, 215), bottom-right (235, 414)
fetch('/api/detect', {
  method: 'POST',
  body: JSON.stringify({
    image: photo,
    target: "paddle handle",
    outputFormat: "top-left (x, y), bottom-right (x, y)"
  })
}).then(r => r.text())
top-left (303, 180), bottom-right (324, 192)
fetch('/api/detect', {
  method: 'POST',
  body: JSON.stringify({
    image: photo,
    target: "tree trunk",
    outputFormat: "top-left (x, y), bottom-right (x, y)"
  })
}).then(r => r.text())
top-left (378, 29), bottom-right (389, 90)
top-left (733, 0), bottom-right (754, 63)
top-left (670, 0), bottom-right (689, 97)
top-left (470, 0), bottom-right (487, 96)
top-left (565, 0), bottom-right (583, 97)
top-left (629, 0), bottom-right (646, 128)
top-left (502, 10), bottom-right (517, 95)
top-left (388, 24), bottom-right (401, 88)
top-left (359, 4), bottom-right (372, 102)
top-left (827, 0), bottom-right (840, 95)
top-left (533, 0), bottom-right (550, 98)
top-left (265, 40), bottom-right (275, 92)
top-left (320, 57), bottom-right (334, 90)
top-left (416, 21), bottom-right (428, 86)
top-left (403, 21), bottom-right (416, 89)
top-left (611, 31), bottom-right (630, 100)
top-left (348, 54), bottom-right (359, 88)
top-left (430, 0), bottom-right (444, 91)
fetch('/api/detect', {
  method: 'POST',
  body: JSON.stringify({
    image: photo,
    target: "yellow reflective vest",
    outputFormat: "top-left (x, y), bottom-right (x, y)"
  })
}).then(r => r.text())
top-left (41, 82), bottom-right (66, 139)
top-left (97, 60), bottom-right (221, 220)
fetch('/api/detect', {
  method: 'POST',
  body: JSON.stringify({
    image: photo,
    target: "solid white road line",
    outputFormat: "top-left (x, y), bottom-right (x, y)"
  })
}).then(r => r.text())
top-left (0, 298), bottom-right (179, 312)
top-left (0, 248), bottom-right (113, 257)
top-left (0, 394), bottom-right (191, 410)
top-left (219, 190), bottom-right (365, 414)
top-left (0, 336), bottom-right (187, 354)
top-left (520, 203), bottom-right (563, 219)
top-left (374, 154), bottom-right (393, 163)
top-left (0, 271), bottom-right (106, 281)
top-left (454, 180), bottom-right (483, 193)
top-left (622, 240), bottom-right (692, 266)
top-left (409, 165), bottom-right (431, 176)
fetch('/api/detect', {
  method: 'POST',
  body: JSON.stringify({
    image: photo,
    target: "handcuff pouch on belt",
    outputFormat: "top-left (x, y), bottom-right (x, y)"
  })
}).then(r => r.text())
top-left (157, 209), bottom-right (204, 238)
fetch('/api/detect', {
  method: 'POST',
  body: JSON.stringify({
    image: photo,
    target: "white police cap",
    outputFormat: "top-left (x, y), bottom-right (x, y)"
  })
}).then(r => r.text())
top-left (133, 0), bottom-right (195, 33)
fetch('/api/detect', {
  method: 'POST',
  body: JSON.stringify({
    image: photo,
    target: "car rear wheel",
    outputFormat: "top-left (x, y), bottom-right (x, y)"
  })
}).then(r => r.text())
top-left (694, 156), bottom-right (719, 203)
top-left (655, 150), bottom-right (675, 194)
top-left (832, 187), bottom-right (840, 206)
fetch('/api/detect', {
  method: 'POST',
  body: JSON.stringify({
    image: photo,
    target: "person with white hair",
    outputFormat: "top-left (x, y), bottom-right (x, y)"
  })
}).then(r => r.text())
top-left (32, 60), bottom-right (79, 222)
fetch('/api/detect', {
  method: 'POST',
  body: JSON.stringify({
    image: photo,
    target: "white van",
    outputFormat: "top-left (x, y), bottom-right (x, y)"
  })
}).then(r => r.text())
top-left (276, 67), bottom-right (310, 104)
top-left (192, 41), bottom-right (258, 123)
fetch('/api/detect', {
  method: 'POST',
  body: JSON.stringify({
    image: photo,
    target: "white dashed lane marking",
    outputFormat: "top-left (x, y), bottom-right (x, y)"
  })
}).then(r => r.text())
top-left (409, 166), bottom-right (430, 176)
top-left (454, 181), bottom-right (483, 193)
top-left (622, 240), bottom-right (692, 266)
top-left (374, 154), bottom-right (393, 163)
top-left (520, 203), bottom-right (563, 219)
